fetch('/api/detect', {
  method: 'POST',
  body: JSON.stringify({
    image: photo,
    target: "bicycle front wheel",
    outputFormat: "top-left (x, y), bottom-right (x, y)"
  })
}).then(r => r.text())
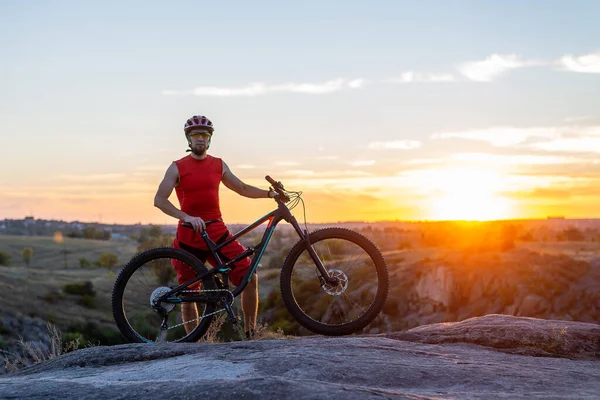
top-left (112, 247), bottom-right (217, 343)
top-left (280, 228), bottom-right (389, 335)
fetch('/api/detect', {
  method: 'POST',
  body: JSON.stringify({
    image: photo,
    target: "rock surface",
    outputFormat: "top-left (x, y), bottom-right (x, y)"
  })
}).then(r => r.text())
top-left (387, 314), bottom-right (600, 360)
top-left (0, 310), bottom-right (52, 374)
top-left (1, 315), bottom-right (599, 399)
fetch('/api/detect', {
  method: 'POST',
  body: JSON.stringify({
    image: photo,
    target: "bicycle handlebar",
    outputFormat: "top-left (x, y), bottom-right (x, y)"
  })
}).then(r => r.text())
top-left (180, 177), bottom-right (292, 230)
top-left (265, 175), bottom-right (281, 190)
top-left (265, 175), bottom-right (290, 202)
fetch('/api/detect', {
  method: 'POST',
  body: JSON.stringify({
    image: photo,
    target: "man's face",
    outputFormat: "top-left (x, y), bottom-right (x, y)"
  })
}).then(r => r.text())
top-left (187, 129), bottom-right (212, 156)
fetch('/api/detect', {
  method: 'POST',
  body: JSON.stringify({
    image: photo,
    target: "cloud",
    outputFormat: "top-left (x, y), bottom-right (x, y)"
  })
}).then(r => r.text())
top-left (274, 161), bottom-right (301, 166)
top-left (55, 173), bottom-right (127, 182)
top-left (530, 137), bottom-right (600, 153)
top-left (350, 160), bottom-right (376, 167)
top-left (368, 140), bottom-right (421, 150)
top-left (235, 164), bottom-right (257, 169)
top-left (564, 116), bottom-right (595, 123)
top-left (348, 79), bottom-right (366, 88)
top-left (135, 165), bottom-right (167, 172)
top-left (432, 126), bottom-right (558, 147)
top-left (559, 52), bottom-right (600, 73)
top-left (434, 124), bottom-right (600, 154)
top-left (281, 170), bottom-right (316, 176)
top-left (401, 153), bottom-right (573, 170)
top-left (458, 54), bottom-right (539, 82)
top-left (390, 71), bottom-right (456, 83)
top-left (402, 158), bottom-right (445, 165)
top-left (306, 170), bottom-right (374, 178)
top-left (163, 78), bottom-right (365, 97)
top-left (526, 126), bottom-right (600, 153)
top-left (450, 153), bottom-right (570, 165)
top-left (316, 155), bottom-right (339, 160)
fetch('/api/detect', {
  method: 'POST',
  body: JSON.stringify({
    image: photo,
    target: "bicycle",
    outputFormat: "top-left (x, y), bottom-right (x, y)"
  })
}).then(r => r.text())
top-left (112, 176), bottom-right (389, 343)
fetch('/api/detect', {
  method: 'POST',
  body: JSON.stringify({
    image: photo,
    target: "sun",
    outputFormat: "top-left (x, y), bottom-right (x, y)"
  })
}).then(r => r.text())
top-left (426, 167), bottom-right (512, 221)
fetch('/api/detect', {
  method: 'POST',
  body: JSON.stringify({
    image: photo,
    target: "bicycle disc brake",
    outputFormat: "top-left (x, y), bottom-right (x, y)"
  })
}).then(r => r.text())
top-left (322, 269), bottom-right (348, 295)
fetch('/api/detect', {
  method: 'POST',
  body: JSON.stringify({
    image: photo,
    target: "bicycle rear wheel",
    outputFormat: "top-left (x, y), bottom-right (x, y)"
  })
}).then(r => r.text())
top-left (112, 247), bottom-right (217, 343)
top-left (280, 228), bottom-right (389, 335)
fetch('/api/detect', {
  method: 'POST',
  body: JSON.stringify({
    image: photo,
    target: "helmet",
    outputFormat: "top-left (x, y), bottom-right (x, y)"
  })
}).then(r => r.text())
top-left (184, 115), bottom-right (214, 134)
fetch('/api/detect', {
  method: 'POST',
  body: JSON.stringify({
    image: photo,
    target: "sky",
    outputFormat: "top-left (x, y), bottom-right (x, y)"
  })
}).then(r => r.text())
top-left (2, 0), bottom-right (600, 225)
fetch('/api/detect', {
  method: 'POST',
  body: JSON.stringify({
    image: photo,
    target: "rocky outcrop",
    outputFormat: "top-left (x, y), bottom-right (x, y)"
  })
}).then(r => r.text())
top-left (387, 314), bottom-right (600, 360)
top-left (1, 315), bottom-right (599, 399)
top-left (0, 310), bottom-right (52, 374)
top-left (374, 249), bottom-right (600, 333)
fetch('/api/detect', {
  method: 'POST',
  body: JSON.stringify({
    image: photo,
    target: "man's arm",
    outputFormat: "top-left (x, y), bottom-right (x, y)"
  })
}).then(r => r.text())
top-left (222, 161), bottom-right (274, 199)
top-left (154, 162), bottom-right (206, 231)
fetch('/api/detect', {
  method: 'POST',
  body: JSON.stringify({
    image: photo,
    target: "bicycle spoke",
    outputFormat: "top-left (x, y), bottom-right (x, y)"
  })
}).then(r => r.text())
top-left (117, 253), bottom-right (214, 343)
top-left (289, 235), bottom-right (381, 330)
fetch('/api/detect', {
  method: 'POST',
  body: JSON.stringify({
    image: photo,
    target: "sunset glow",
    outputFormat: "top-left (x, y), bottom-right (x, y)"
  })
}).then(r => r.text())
top-left (2, 2), bottom-right (600, 224)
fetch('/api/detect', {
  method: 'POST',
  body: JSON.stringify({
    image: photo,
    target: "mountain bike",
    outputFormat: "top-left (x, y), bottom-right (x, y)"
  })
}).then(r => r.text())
top-left (112, 176), bottom-right (389, 343)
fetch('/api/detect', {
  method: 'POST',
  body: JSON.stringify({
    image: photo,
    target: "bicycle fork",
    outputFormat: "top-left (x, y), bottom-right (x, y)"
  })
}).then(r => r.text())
top-left (301, 229), bottom-right (337, 285)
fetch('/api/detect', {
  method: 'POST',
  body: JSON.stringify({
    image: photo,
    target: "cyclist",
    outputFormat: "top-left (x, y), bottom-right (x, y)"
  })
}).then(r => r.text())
top-left (153, 114), bottom-right (277, 339)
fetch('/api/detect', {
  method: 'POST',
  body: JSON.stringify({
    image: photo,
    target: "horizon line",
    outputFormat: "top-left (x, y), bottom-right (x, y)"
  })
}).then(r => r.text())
top-left (3, 215), bottom-right (594, 227)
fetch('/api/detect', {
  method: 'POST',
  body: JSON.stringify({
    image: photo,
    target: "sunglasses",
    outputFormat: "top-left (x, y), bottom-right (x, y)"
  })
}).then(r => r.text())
top-left (188, 132), bottom-right (212, 140)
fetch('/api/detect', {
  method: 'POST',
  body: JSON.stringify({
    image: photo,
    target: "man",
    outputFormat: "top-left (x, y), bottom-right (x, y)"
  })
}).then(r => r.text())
top-left (153, 114), bottom-right (276, 339)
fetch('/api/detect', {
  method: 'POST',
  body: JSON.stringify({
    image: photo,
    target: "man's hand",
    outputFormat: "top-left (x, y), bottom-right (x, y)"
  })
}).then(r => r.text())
top-left (183, 215), bottom-right (206, 232)
top-left (275, 192), bottom-right (291, 203)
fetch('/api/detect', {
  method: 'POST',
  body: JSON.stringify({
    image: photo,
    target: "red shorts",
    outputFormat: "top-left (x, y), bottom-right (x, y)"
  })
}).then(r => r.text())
top-left (171, 233), bottom-right (252, 288)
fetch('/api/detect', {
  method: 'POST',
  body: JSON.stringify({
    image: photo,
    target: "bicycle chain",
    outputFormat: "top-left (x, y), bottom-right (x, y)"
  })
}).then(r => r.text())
top-left (164, 288), bottom-right (235, 330)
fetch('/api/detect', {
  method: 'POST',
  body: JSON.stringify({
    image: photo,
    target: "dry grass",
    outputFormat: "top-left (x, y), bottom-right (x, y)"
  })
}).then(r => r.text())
top-left (252, 321), bottom-right (292, 340)
top-left (199, 313), bottom-right (292, 343)
top-left (2, 323), bottom-right (82, 373)
top-left (200, 314), bottom-right (227, 343)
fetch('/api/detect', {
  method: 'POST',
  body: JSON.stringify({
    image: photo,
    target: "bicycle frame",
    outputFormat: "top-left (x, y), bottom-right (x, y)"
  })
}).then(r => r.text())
top-left (164, 198), bottom-right (333, 303)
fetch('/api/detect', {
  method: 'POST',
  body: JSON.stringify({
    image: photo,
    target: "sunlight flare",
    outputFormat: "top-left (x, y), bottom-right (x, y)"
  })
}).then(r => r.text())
top-left (425, 168), bottom-right (513, 221)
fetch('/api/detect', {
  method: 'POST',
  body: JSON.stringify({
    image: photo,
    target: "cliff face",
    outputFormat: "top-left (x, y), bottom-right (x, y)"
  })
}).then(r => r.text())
top-left (1, 315), bottom-right (599, 399)
top-left (372, 249), bottom-right (600, 333)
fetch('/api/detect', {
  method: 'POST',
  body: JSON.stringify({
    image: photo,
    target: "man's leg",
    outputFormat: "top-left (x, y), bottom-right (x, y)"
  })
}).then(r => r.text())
top-left (181, 302), bottom-right (198, 334)
top-left (241, 273), bottom-right (258, 335)
top-left (216, 227), bottom-right (257, 338)
top-left (175, 242), bottom-right (209, 335)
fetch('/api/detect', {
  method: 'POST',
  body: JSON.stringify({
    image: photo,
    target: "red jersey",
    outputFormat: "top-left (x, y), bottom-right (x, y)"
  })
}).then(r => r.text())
top-left (174, 154), bottom-right (228, 248)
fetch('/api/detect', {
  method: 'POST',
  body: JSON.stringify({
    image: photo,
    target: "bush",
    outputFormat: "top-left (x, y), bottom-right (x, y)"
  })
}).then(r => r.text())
top-left (397, 240), bottom-right (412, 250)
top-left (0, 323), bottom-right (11, 335)
top-left (82, 226), bottom-right (111, 240)
top-left (22, 247), bottom-right (33, 267)
top-left (98, 252), bottom-right (118, 269)
top-left (150, 260), bottom-right (176, 286)
top-left (42, 291), bottom-right (65, 303)
top-left (0, 252), bottom-right (11, 266)
top-left (78, 294), bottom-right (97, 309)
top-left (45, 312), bottom-right (56, 324)
top-left (79, 257), bottom-right (91, 268)
top-left (557, 227), bottom-right (585, 242)
top-left (66, 322), bottom-right (126, 346)
top-left (63, 281), bottom-right (96, 297)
